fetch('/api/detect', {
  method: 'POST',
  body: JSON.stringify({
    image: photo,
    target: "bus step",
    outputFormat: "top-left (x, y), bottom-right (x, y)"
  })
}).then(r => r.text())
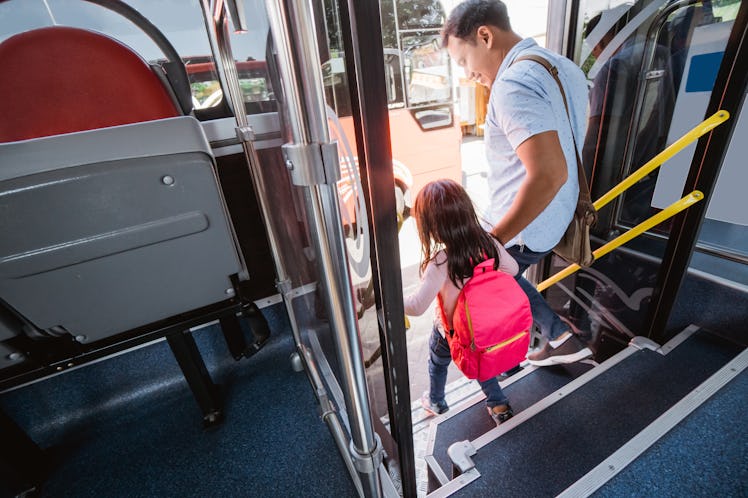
top-left (422, 360), bottom-right (595, 493)
top-left (426, 326), bottom-right (743, 497)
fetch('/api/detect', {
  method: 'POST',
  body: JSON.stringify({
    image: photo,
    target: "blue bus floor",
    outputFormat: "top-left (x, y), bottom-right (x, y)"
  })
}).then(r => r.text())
top-left (448, 330), bottom-right (743, 497)
top-left (599, 368), bottom-right (748, 497)
top-left (0, 309), bottom-right (356, 497)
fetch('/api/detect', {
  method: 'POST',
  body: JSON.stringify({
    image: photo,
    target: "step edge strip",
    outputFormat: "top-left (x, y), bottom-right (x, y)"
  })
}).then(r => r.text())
top-left (557, 347), bottom-right (748, 498)
top-left (423, 364), bottom-right (541, 480)
top-left (424, 455), bottom-right (450, 486)
top-left (425, 468), bottom-right (481, 498)
top-left (430, 363), bottom-right (539, 429)
top-left (657, 324), bottom-right (701, 355)
top-left (472, 345), bottom-right (639, 451)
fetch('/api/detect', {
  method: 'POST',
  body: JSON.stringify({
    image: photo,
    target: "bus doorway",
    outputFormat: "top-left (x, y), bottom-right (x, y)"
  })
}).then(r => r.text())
top-left (545, 0), bottom-right (748, 354)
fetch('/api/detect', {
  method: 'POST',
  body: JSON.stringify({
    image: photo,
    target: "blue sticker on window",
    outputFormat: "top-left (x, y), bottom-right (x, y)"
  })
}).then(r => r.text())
top-left (685, 51), bottom-right (724, 93)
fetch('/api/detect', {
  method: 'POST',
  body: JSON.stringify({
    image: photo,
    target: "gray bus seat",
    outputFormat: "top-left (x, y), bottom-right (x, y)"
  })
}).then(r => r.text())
top-left (0, 117), bottom-right (244, 344)
top-left (0, 13), bottom-right (246, 428)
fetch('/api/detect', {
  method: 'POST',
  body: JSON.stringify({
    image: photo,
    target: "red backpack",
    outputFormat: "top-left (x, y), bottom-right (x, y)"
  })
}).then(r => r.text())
top-left (438, 258), bottom-right (533, 381)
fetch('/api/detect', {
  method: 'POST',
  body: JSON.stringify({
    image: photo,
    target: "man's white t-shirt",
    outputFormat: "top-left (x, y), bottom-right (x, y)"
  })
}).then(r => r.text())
top-left (484, 38), bottom-right (589, 252)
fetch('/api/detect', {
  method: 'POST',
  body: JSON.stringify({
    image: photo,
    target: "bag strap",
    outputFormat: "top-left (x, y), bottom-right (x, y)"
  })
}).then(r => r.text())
top-left (511, 54), bottom-right (593, 211)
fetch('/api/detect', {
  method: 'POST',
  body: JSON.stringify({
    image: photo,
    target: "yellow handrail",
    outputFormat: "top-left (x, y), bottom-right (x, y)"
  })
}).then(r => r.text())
top-left (533, 111), bottom-right (729, 292)
top-left (593, 111), bottom-right (729, 211)
top-left (537, 191), bottom-right (704, 292)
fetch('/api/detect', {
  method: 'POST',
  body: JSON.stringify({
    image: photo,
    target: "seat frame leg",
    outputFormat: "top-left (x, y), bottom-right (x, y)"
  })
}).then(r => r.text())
top-left (166, 331), bottom-right (223, 428)
top-left (219, 314), bottom-right (247, 361)
top-left (219, 304), bottom-right (271, 361)
top-left (0, 408), bottom-right (48, 495)
top-left (242, 302), bottom-right (270, 357)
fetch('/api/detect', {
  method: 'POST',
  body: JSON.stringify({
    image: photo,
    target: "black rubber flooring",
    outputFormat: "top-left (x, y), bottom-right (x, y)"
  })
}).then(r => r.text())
top-left (597, 367), bottom-right (748, 497)
top-left (429, 362), bottom-right (593, 484)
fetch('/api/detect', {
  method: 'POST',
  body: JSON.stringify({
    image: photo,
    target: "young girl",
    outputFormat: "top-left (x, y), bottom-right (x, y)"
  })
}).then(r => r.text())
top-left (404, 179), bottom-right (519, 424)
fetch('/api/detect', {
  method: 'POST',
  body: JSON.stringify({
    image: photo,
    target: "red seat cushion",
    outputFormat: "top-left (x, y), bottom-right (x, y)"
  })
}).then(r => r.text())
top-left (0, 26), bottom-right (180, 142)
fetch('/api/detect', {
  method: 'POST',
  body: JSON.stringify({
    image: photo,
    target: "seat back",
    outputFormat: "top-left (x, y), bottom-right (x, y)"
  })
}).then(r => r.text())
top-left (0, 26), bottom-right (180, 142)
top-left (0, 27), bottom-right (243, 344)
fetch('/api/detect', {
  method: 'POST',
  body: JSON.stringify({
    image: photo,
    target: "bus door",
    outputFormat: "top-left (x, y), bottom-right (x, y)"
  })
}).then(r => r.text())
top-left (545, 0), bottom-right (747, 356)
top-left (270, 0), bottom-right (471, 494)
top-left (324, 0), bottom-right (462, 203)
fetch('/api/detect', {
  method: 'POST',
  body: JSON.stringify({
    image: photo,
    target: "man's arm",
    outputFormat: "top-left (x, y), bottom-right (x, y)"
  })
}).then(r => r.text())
top-left (490, 130), bottom-right (568, 244)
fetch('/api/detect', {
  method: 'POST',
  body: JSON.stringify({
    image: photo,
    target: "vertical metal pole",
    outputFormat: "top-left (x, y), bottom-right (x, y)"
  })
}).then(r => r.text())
top-left (200, 5), bottom-right (297, 321)
top-left (198, 3), bottom-right (374, 495)
top-left (545, 0), bottom-right (569, 55)
top-left (264, 1), bottom-right (383, 496)
top-left (198, 0), bottom-right (305, 360)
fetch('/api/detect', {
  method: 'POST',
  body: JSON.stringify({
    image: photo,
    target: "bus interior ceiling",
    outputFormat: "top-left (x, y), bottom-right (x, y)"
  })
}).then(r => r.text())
top-left (1, 0), bottom-right (747, 497)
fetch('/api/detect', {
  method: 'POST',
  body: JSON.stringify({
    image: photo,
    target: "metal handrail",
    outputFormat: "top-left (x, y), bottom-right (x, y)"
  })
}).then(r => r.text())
top-left (538, 190), bottom-right (704, 291)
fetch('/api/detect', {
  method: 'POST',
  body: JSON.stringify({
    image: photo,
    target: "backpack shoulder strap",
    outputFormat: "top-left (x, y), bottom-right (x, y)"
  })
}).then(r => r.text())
top-left (511, 53), bottom-right (592, 206)
top-left (472, 258), bottom-right (495, 277)
top-left (436, 294), bottom-right (451, 335)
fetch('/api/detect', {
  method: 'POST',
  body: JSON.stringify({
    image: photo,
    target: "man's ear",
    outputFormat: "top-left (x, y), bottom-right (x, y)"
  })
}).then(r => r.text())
top-left (476, 25), bottom-right (493, 49)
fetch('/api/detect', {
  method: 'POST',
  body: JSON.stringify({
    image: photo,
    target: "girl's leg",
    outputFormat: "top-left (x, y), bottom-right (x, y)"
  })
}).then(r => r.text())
top-left (428, 327), bottom-right (452, 407)
top-left (479, 376), bottom-right (513, 424)
top-left (477, 376), bottom-right (509, 408)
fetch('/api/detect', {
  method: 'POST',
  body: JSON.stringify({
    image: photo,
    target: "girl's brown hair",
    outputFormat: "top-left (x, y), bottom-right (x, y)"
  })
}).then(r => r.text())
top-left (413, 179), bottom-right (500, 287)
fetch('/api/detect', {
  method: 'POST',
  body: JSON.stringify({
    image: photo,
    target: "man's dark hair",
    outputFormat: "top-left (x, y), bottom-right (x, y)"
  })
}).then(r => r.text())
top-left (441, 0), bottom-right (511, 48)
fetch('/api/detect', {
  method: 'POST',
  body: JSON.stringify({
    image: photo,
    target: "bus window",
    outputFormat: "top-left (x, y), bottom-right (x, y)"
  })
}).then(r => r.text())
top-left (383, 48), bottom-right (405, 107)
top-left (412, 105), bottom-right (453, 130)
top-left (581, 1), bottom-right (678, 230)
top-left (321, 0), bottom-right (461, 198)
top-left (217, 0), bottom-right (277, 114)
top-left (581, 0), bottom-right (747, 258)
top-left (402, 34), bottom-right (451, 107)
top-left (183, 0), bottom-right (278, 116)
top-left (0, 0), bottom-right (277, 118)
top-left (185, 57), bottom-right (277, 115)
top-left (322, 55), bottom-right (352, 117)
top-left (387, 0), bottom-right (454, 131)
top-left (650, 9), bottom-right (747, 259)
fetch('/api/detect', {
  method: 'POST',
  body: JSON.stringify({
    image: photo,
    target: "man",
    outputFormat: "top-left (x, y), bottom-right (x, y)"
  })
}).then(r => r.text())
top-left (442, 0), bottom-right (592, 365)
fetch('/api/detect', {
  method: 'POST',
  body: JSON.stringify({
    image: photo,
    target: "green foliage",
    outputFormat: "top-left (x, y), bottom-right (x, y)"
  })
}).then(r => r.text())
top-left (190, 81), bottom-right (220, 103)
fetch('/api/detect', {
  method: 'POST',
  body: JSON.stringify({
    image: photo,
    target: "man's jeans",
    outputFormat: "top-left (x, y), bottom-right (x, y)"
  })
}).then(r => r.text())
top-left (428, 327), bottom-right (509, 408)
top-left (506, 245), bottom-right (568, 341)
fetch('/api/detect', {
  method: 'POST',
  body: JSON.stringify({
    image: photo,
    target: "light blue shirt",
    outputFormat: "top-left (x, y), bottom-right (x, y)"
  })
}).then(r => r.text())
top-left (484, 38), bottom-right (589, 252)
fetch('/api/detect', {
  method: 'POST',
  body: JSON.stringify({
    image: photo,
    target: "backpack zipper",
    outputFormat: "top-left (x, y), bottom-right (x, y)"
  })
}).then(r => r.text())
top-left (484, 331), bottom-right (527, 352)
